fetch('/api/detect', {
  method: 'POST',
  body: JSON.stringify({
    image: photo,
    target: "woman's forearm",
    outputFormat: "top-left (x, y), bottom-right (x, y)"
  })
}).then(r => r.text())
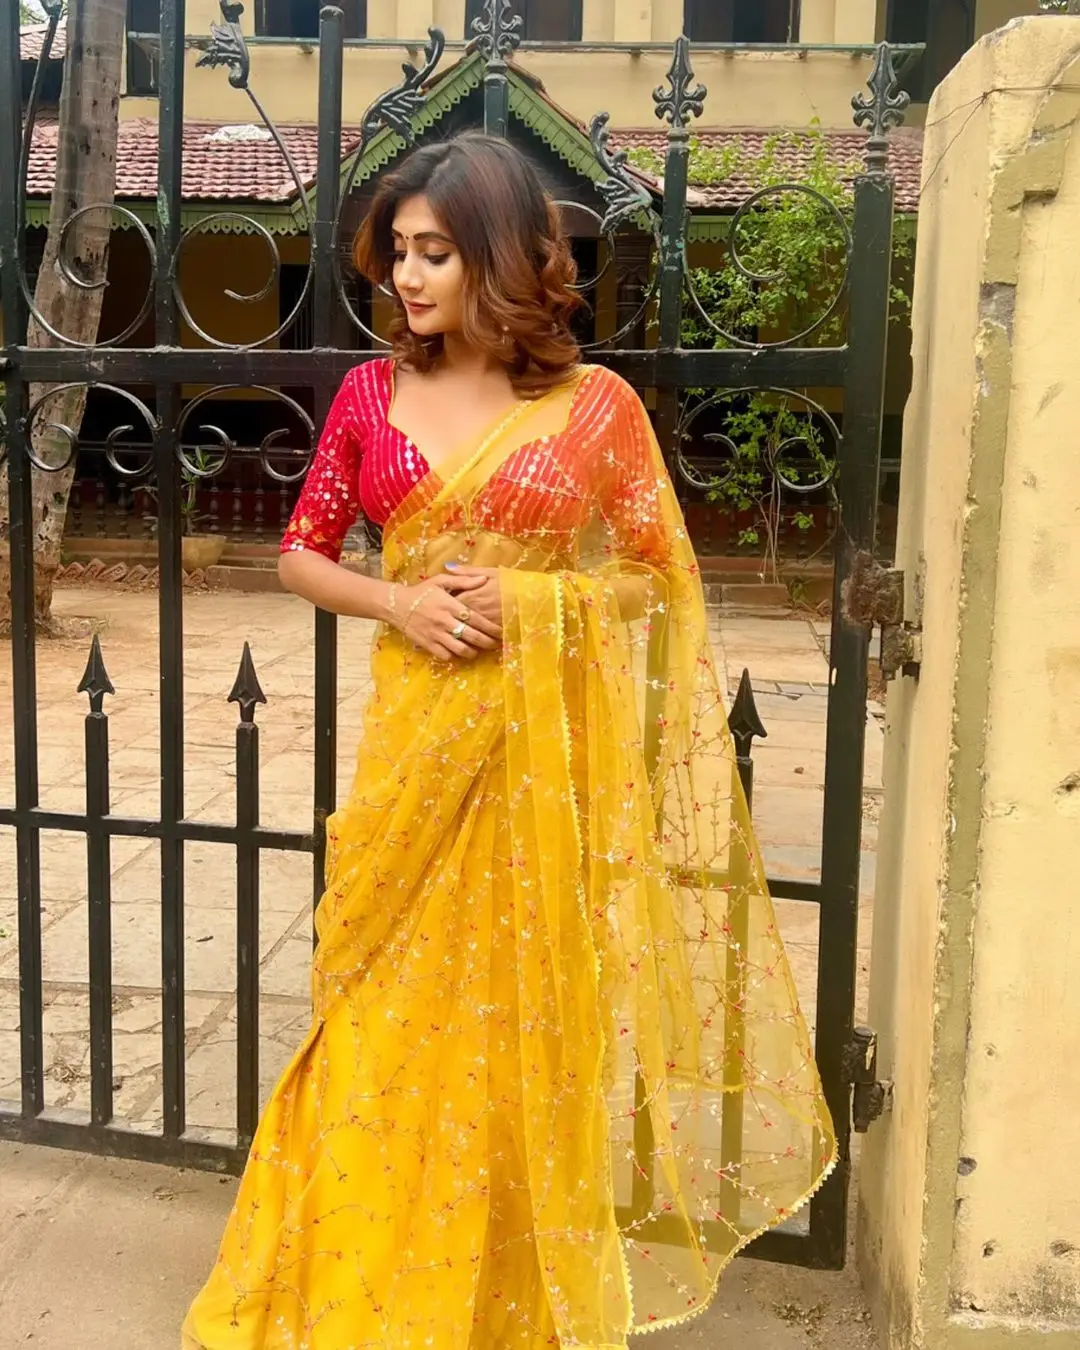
top-left (278, 549), bottom-right (395, 622)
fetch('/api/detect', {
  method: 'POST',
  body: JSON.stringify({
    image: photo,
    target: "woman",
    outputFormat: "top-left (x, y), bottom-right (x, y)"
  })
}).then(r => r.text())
top-left (183, 132), bottom-right (835, 1350)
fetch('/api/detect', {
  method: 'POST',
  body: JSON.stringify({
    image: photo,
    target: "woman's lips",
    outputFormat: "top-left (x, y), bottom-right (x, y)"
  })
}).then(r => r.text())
top-left (404, 301), bottom-right (435, 314)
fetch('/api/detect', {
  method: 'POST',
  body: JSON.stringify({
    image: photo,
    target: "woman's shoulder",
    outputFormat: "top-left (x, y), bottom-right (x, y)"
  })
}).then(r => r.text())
top-left (339, 357), bottom-right (394, 416)
top-left (577, 363), bottom-right (638, 394)
top-left (574, 364), bottom-right (646, 414)
top-left (347, 356), bottom-right (394, 393)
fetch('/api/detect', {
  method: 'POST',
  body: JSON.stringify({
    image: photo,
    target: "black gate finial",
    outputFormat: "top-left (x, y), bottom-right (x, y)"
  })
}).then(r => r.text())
top-left (229, 642), bottom-right (267, 724)
top-left (77, 635), bottom-right (115, 715)
top-left (729, 668), bottom-right (767, 808)
top-left (470, 0), bottom-right (523, 61)
top-left (653, 36), bottom-right (707, 130)
top-left (729, 668), bottom-right (767, 762)
top-left (852, 43), bottom-right (910, 175)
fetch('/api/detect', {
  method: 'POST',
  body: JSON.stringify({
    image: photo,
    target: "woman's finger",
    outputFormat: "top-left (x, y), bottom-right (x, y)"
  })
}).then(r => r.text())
top-left (463, 611), bottom-right (501, 639)
top-left (429, 573), bottom-right (487, 592)
top-left (442, 634), bottom-right (477, 660)
top-left (462, 592), bottom-right (502, 621)
top-left (460, 626), bottom-right (498, 652)
top-left (445, 565), bottom-right (498, 581)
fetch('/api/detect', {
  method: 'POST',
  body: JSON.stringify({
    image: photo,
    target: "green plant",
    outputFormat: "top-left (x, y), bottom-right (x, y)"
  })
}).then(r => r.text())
top-left (698, 393), bottom-right (831, 582)
top-left (144, 446), bottom-right (223, 537)
top-left (627, 126), bottom-right (914, 579)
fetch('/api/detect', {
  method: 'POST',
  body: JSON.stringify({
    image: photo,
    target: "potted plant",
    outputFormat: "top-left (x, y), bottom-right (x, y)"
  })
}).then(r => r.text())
top-left (147, 446), bottom-right (228, 572)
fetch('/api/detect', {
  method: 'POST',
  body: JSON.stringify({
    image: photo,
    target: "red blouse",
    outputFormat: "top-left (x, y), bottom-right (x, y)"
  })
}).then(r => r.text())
top-left (281, 358), bottom-right (667, 564)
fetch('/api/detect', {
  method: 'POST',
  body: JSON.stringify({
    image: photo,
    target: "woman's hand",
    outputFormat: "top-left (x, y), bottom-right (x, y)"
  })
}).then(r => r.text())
top-left (394, 574), bottom-right (501, 662)
top-left (443, 564), bottom-right (503, 632)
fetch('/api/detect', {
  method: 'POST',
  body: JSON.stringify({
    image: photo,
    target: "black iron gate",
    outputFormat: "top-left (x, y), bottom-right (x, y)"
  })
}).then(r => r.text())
top-left (0, 0), bottom-right (909, 1271)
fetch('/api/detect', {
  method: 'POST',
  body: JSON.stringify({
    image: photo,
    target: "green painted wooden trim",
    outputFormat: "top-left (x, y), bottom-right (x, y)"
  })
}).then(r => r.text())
top-left (687, 211), bottom-right (918, 242)
top-left (296, 52), bottom-right (487, 228)
top-left (23, 199), bottom-right (302, 234)
top-left (506, 71), bottom-right (607, 185)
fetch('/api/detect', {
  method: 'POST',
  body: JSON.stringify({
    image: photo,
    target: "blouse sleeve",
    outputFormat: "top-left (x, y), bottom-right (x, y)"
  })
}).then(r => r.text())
top-left (594, 372), bottom-right (673, 568)
top-left (280, 367), bottom-right (364, 562)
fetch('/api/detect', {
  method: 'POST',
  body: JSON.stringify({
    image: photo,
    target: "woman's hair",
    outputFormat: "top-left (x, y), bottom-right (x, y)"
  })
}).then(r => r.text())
top-left (353, 132), bottom-right (584, 395)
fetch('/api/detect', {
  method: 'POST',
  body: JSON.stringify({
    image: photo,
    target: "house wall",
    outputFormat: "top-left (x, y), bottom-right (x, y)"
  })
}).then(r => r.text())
top-left (115, 0), bottom-right (955, 132)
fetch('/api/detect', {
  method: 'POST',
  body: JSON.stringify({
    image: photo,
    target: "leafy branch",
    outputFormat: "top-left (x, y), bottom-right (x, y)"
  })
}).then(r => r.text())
top-left (628, 125), bottom-right (914, 582)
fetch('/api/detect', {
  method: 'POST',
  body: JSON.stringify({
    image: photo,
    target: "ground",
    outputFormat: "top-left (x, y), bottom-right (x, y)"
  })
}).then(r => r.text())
top-left (0, 585), bottom-right (884, 1348)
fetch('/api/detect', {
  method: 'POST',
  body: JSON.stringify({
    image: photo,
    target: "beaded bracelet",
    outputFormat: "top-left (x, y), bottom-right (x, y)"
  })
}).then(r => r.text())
top-left (402, 586), bottom-right (438, 642)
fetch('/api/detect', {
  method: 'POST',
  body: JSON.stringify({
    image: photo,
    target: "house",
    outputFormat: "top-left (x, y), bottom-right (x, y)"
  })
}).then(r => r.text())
top-left (14, 0), bottom-right (1042, 560)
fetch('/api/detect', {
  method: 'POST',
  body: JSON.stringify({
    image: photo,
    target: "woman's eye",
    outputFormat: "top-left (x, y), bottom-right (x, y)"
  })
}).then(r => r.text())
top-left (425, 254), bottom-right (450, 266)
top-left (392, 252), bottom-right (406, 263)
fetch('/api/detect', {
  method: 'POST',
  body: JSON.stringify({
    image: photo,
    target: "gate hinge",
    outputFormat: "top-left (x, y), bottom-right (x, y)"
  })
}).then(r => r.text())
top-left (841, 551), bottom-right (922, 681)
top-left (843, 1026), bottom-right (892, 1133)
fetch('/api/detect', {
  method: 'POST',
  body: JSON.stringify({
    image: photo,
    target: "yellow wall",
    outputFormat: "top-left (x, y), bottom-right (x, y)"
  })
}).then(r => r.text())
top-left (122, 0), bottom-right (943, 132)
top-left (124, 43), bottom-right (894, 130)
top-left (122, 0), bottom-right (1044, 133)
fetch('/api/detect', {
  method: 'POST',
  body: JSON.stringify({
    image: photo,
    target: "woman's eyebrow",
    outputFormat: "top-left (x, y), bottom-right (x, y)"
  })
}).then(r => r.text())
top-left (391, 229), bottom-right (456, 246)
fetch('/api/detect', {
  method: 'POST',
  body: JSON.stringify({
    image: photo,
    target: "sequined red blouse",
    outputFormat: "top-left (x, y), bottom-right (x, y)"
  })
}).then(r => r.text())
top-left (281, 358), bottom-right (667, 563)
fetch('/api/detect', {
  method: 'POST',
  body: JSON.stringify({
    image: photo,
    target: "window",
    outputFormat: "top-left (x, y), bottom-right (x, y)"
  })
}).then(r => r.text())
top-left (684, 0), bottom-right (796, 42)
top-left (885, 0), bottom-right (974, 101)
top-left (279, 263), bottom-right (313, 349)
top-left (126, 0), bottom-right (159, 96)
top-left (256, 0), bottom-right (366, 40)
top-left (466, 0), bottom-right (582, 42)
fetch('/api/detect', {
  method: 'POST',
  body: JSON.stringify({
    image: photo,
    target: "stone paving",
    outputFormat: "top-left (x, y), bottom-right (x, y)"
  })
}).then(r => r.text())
top-left (0, 586), bottom-right (882, 1135)
top-left (0, 585), bottom-right (884, 1349)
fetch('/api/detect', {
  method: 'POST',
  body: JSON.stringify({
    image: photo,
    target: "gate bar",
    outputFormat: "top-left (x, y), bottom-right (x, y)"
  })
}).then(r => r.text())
top-left (813, 167), bottom-right (897, 1268)
top-left (310, 5), bottom-right (347, 914)
top-left (156, 0), bottom-right (189, 1141)
top-left (7, 345), bottom-right (853, 390)
top-left (0, 0), bottom-right (45, 1121)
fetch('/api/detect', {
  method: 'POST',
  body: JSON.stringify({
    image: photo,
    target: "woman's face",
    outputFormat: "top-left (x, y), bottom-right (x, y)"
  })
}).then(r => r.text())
top-left (391, 194), bottom-right (466, 338)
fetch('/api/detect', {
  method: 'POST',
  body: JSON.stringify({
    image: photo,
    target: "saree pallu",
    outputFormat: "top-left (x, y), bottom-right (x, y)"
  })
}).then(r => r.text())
top-left (182, 366), bottom-right (836, 1350)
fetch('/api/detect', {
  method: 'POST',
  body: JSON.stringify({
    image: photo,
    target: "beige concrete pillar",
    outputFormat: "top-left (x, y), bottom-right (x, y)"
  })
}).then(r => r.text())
top-left (833, 0), bottom-right (876, 44)
top-left (858, 16), bottom-right (1080, 1350)
top-left (799, 0), bottom-right (835, 43)
top-left (613, 1), bottom-right (653, 42)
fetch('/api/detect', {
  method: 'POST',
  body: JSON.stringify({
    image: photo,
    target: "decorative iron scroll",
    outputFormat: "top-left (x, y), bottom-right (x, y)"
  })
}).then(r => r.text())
top-left (335, 27), bottom-right (447, 339)
top-left (674, 387), bottom-right (839, 500)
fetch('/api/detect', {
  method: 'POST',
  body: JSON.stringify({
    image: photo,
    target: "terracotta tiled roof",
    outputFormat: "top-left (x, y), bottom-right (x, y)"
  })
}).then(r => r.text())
top-left (25, 117), bottom-right (364, 204)
top-left (20, 19), bottom-right (65, 62)
top-left (24, 113), bottom-right (922, 215)
top-left (615, 126), bottom-right (923, 214)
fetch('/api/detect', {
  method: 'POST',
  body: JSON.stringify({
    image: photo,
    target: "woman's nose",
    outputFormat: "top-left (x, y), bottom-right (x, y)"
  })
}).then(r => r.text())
top-left (397, 252), bottom-right (422, 292)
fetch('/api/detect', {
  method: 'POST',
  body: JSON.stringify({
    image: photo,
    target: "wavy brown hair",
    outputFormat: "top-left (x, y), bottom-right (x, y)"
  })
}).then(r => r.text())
top-left (353, 132), bottom-right (584, 396)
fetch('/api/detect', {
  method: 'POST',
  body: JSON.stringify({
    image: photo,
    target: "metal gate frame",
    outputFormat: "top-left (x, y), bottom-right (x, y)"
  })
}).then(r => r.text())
top-left (0, 0), bottom-right (909, 1271)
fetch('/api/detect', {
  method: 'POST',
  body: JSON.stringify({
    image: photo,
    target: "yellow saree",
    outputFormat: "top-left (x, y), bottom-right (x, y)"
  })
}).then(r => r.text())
top-left (182, 365), bottom-right (835, 1349)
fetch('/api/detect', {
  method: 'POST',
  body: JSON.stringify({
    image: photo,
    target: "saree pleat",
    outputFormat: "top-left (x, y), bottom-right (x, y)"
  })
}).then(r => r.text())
top-left (183, 366), bottom-right (835, 1350)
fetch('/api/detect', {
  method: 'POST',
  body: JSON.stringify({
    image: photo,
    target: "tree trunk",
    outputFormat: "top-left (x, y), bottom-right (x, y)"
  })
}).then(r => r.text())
top-left (0, 0), bottom-right (125, 629)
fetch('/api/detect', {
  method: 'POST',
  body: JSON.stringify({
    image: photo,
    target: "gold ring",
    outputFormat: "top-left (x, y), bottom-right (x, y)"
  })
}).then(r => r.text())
top-left (457, 607), bottom-right (471, 622)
